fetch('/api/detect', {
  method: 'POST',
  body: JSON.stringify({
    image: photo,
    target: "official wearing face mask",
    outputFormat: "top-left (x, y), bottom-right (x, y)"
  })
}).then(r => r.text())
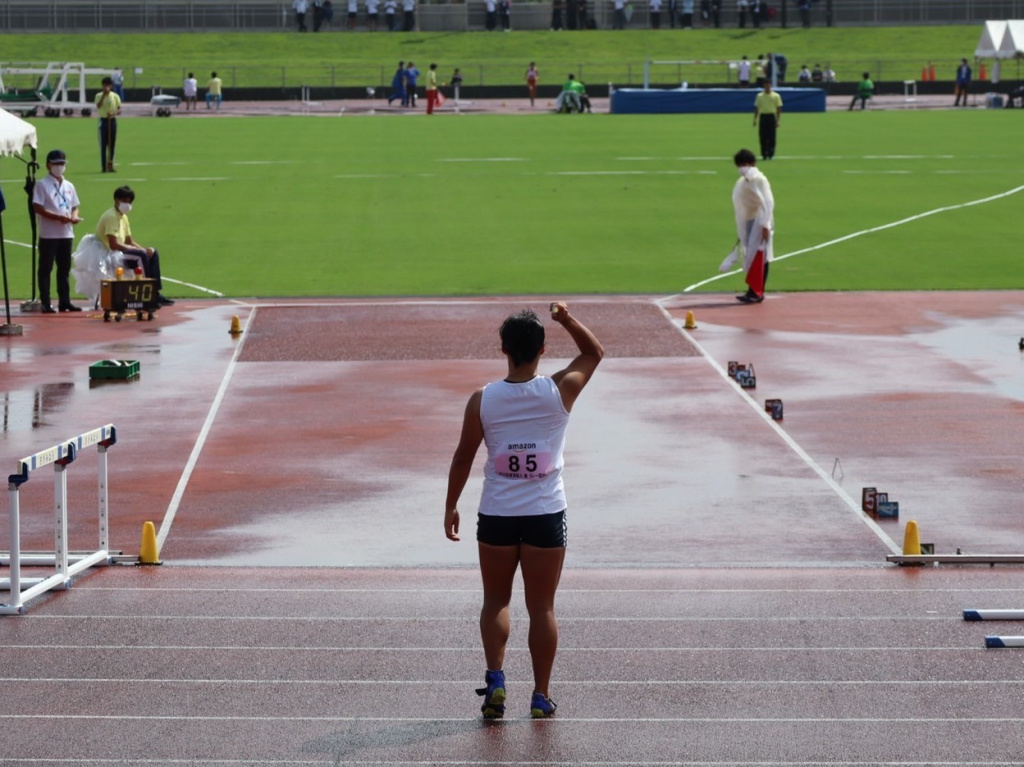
top-left (729, 148), bottom-right (774, 303)
top-left (95, 186), bottom-right (175, 306)
top-left (32, 149), bottom-right (84, 312)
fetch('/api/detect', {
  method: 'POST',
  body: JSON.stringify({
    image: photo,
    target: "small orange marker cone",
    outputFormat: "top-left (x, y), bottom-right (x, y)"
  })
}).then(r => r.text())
top-left (921, 66), bottom-right (928, 81)
top-left (979, 62), bottom-right (987, 81)
top-left (928, 63), bottom-right (936, 81)
top-left (229, 315), bottom-right (243, 336)
top-left (139, 521), bottom-right (162, 565)
top-left (902, 520), bottom-right (921, 556)
top-left (684, 311), bottom-right (697, 329)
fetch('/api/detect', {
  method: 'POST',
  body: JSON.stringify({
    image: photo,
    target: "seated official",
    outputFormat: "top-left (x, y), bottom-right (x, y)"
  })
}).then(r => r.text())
top-left (96, 186), bottom-right (174, 306)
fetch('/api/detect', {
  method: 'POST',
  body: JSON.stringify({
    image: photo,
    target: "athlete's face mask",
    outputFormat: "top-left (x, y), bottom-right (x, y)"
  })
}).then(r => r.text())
top-left (49, 163), bottom-right (66, 178)
top-left (117, 201), bottom-right (133, 214)
top-left (738, 165), bottom-right (753, 179)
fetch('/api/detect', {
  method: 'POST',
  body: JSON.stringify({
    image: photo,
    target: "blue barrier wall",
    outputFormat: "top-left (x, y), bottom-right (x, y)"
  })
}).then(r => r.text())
top-left (610, 87), bottom-right (827, 115)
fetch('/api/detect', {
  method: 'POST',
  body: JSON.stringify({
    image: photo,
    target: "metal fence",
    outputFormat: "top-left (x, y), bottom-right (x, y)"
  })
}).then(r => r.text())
top-left (3, 0), bottom-right (1024, 31)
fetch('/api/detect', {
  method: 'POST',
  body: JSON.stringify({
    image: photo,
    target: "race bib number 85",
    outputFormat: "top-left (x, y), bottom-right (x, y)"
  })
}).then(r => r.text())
top-left (494, 441), bottom-right (554, 480)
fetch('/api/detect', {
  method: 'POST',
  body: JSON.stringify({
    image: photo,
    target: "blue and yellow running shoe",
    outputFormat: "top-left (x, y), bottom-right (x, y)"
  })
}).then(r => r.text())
top-left (530, 692), bottom-right (557, 719)
top-left (475, 669), bottom-right (506, 719)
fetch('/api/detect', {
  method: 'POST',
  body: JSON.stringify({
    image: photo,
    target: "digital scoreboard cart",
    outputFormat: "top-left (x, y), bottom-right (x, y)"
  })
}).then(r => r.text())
top-left (99, 278), bottom-right (159, 322)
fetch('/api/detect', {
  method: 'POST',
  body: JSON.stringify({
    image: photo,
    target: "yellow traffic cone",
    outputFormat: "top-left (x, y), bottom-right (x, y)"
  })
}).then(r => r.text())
top-left (902, 520), bottom-right (921, 556)
top-left (139, 521), bottom-right (162, 565)
top-left (229, 315), bottom-right (243, 336)
top-left (684, 311), bottom-right (697, 330)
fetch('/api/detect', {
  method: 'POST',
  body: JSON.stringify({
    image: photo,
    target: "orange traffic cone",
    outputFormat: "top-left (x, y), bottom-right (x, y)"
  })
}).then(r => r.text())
top-left (979, 62), bottom-right (987, 81)
top-left (928, 63), bottom-right (936, 81)
top-left (921, 66), bottom-right (928, 81)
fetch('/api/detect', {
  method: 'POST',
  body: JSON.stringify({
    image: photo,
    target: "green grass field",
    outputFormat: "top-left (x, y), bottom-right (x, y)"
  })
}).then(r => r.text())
top-left (1, 26), bottom-right (988, 87)
top-left (1, 107), bottom-right (1021, 300)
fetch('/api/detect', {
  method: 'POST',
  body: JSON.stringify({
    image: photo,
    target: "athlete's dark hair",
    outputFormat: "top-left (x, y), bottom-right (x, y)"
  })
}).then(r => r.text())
top-left (113, 185), bottom-right (135, 202)
top-left (499, 309), bottom-right (545, 367)
top-left (733, 148), bottom-right (757, 166)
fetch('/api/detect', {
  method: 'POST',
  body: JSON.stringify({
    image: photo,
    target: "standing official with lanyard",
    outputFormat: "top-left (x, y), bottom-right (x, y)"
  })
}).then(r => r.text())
top-left (96, 76), bottom-right (122, 173)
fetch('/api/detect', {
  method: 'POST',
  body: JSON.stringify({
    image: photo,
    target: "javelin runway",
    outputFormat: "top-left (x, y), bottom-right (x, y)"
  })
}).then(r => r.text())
top-left (2, 292), bottom-right (1024, 764)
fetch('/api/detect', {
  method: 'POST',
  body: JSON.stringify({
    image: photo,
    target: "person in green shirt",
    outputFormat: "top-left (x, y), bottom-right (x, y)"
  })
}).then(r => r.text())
top-left (849, 72), bottom-right (873, 110)
top-left (752, 81), bottom-right (782, 161)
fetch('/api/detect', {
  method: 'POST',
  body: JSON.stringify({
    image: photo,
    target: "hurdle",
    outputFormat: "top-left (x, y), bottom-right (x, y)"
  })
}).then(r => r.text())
top-left (1, 425), bottom-right (117, 615)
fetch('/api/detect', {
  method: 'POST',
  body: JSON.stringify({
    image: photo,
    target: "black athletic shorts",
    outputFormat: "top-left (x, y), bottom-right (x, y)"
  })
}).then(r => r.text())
top-left (477, 510), bottom-right (567, 548)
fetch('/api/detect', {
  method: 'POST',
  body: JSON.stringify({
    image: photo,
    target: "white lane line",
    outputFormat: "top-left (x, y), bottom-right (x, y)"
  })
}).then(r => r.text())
top-left (1, 238), bottom-right (32, 249)
top-left (551, 170), bottom-right (716, 176)
top-left (842, 170), bottom-right (911, 174)
top-left (165, 177), bottom-right (230, 182)
top-left (130, 161), bottom-right (193, 166)
top-left (656, 303), bottom-right (901, 556)
top-left (68, 585), bottom-right (1024, 593)
top-left (679, 183), bottom-right (1024, 293)
top-left (4, 678), bottom-right (1009, 685)
top-left (156, 306), bottom-right (255, 552)
top-left (0, 645), bottom-right (980, 653)
top-left (161, 277), bottom-right (224, 297)
top-left (438, 157), bottom-right (525, 162)
top-left (21, 614), bottom-right (943, 622)
top-left (2, 714), bottom-right (1022, 723)
top-left (231, 160), bottom-right (297, 165)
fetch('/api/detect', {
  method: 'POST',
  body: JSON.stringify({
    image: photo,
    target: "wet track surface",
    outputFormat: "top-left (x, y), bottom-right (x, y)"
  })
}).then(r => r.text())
top-left (3, 291), bottom-right (1024, 765)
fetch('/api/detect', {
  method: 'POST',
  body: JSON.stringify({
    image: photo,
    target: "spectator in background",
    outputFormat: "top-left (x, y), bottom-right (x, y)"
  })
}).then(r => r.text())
top-left (365, 0), bottom-right (379, 29)
top-left (577, 0), bottom-right (588, 30)
top-left (737, 55), bottom-right (752, 87)
top-left (750, 0), bottom-right (761, 27)
top-left (206, 72), bottom-right (223, 110)
top-left (954, 58), bottom-right (972, 107)
top-left (798, 65), bottom-right (811, 83)
top-left (312, 0), bottom-right (324, 30)
top-left (824, 65), bottom-right (837, 82)
top-left (797, 0), bottom-right (811, 27)
top-left (499, 0), bottom-right (511, 30)
top-left (613, 0), bottom-right (627, 29)
top-left (293, 0), bottom-right (309, 31)
top-left (347, 0), bottom-right (358, 29)
top-left (650, 0), bottom-right (662, 28)
top-left (387, 61), bottom-right (406, 105)
top-left (849, 71), bottom-right (873, 110)
top-left (183, 72), bottom-right (198, 110)
top-left (811, 63), bottom-right (824, 83)
top-left (485, 0), bottom-right (498, 30)
top-left (668, 0), bottom-right (679, 27)
top-left (680, 0), bottom-right (693, 27)
top-left (551, 0), bottom-right (564, 29)
top-left (111, 68), bottom-right (125, 100)
top-left (384, 0), bottom-right (397, 29)
top-left (736, 0), bottom-right (748, 27)
top-left (404, 61), bottom-right (420, 107)
top-left (710, 0), bottom-right (721, 27)
top-left (699, 0), bottom-right (710, 26)
top-left (402, 0), bottom-right (415, 30)
top-left (450, 68), bottom-right (464, 102)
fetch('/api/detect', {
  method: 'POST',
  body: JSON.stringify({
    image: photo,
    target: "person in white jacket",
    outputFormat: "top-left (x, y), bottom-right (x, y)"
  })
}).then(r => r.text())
top-left (728, 148), bottom-right (774, 303)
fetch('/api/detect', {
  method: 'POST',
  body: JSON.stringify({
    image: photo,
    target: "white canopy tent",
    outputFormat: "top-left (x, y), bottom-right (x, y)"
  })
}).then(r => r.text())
top-left (0, 107), bottom-right (38, 334)
top-left (975, 20), bottom-right (1008, 58)
top-left (997, 20), bottom-right (1024, 58)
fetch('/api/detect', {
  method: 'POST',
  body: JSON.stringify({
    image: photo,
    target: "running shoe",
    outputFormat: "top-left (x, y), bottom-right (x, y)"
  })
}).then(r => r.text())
top-left (475, 669), bottom-right (506, 719)
top-left (530, 692), bottom-right (557, 719)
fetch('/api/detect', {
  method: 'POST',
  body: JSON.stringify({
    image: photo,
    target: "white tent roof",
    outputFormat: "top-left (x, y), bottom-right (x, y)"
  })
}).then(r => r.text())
top-left (0, 107), bottom-right (37, 157)
top-left (997, 20), bottom-right (1024, 58)
top-left (976, 20), bottom-right (1008, 58)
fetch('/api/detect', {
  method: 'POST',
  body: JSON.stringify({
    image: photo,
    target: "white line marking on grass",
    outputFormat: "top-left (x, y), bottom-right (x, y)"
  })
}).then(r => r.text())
top-left (842, 170), bottom-right (911, 175)
top-left (335, 173), bottom-right (397, 178)
top-left (863, 154), bottom-right (954, 160)
top-left (157, 306), bottom-right (255, 552)
top-left (655, 302), bottom-right (902, 556)
top-left (232, 160), bottom-right (297, 165)
top-left (678, 183), bottom-right (1024, 293)
top-left (2, 238), bottom-right (32, 249)
top-left (438, 157), bottom-right (526, 162)
top-left (161, 277), bottom-right (224, 297)
top-left (130, 161), bottom-right (193, 166)
top-left (165, 177), bottom-right (230, 182)
top-left (552, 170), bottom-right (716, 176)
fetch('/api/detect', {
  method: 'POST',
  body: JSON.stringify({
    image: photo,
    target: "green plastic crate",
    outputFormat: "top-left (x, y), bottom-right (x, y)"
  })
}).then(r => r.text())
top-left (89, 360), bottom-right (140, 380)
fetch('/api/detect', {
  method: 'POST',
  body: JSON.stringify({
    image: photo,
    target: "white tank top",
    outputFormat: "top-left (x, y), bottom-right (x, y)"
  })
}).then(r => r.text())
top-left (478, 376), bottom-right (570, 517)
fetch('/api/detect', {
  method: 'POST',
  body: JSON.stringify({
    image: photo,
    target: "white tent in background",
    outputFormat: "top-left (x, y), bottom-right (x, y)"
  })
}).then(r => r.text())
top-left (976, 20), bottom-right (1008, 58)
top-left (997, 20), bottom-right (1024, 58)
top-left (0, 106), bottom-right (37, 157)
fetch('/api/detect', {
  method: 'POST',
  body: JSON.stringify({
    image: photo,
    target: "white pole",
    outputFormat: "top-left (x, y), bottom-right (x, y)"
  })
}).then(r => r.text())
top-left (98, 445), bottom-right (109, 554)
top-left (8, 481), bottom-right (22, 611)
top-left (54, 461), bottom-right (69, 581)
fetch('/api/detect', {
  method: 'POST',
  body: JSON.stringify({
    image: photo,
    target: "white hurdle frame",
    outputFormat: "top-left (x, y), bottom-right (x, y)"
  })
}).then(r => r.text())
top-left (1, 424), bottom-right (117, 615)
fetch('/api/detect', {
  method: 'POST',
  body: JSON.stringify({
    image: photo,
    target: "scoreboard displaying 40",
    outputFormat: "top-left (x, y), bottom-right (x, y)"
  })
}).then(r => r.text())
top-left (100, 278), bottom-right (159, 322)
